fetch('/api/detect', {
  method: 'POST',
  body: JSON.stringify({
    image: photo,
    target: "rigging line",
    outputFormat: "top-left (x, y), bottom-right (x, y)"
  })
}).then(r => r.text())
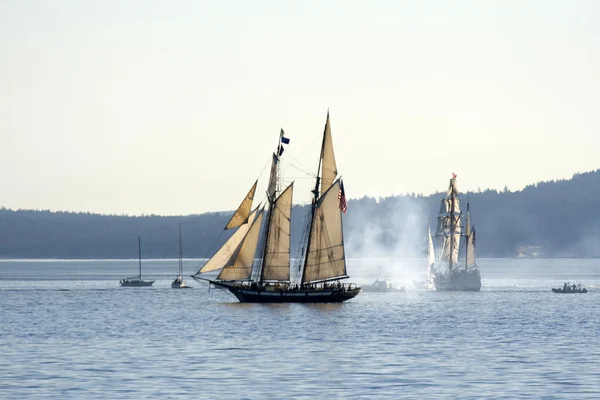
top-left (279, 158), bottom-right (316, 178)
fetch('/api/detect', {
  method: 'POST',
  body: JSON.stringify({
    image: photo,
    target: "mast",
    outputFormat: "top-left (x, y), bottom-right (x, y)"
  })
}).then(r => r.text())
top-left (179, 224), bottom-right (183, 277)
top-left (449, 188), bottom-right (454, 274)
top-left (138, 236), bottom-right (142, 280)
top-left (464, 202), bottom-right (469, 271)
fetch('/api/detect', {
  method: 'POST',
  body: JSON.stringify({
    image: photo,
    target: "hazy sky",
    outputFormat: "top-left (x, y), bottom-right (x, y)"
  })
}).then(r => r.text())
top-left (1, 0), bottom-right (598, 215)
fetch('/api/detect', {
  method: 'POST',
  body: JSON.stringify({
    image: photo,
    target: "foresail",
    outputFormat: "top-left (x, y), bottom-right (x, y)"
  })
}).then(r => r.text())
top-left (224, 180), bottom-right (258, 230)
top-left (261, 183), bottom-right (293, 281)
top-left (320, 112), bottom-right (338, 196)
top-left (304, 180), bottom-right (346, 283)
top-left (218, 208), bottom-right (265, 281)
top-left (465, 206), bottom-right (471, 237)
top-left (197, 210), bottom-right (258, 274)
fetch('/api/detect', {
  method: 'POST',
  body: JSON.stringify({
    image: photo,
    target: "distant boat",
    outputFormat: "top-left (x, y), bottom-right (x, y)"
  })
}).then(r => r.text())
top-left (172, 224), bottom-right (191, 289)
top-left (362, 278), bottom-right (406, 292)
top-left (120, 236), bottom-right (155, 287)
top-left (192, 112), bottom-right (361, 303)
top-left (414, 225), bottom-right (436, 290)
top-left (552, 283), bottom-right (587, 293)
top-left (433, 174), bottom-right (481, 292)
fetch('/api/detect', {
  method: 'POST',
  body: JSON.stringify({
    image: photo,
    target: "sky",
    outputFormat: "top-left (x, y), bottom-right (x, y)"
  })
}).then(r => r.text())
top-left (1, 0), bottom-right (599, 215)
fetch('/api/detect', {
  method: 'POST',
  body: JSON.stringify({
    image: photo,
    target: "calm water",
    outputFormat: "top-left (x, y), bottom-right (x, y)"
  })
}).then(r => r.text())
top-left (1, 258), bottom-right (599, 399)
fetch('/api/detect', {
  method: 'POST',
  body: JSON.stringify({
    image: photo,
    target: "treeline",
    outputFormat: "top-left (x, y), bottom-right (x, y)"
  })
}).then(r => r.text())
top-left (1, 169), bottom-right (600, 258)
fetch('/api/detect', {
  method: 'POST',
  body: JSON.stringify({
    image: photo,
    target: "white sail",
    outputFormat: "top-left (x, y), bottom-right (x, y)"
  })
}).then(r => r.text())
top-left (303, 180), bottom-right (346, 283)
top-left (465, 205), bottom-right (471, 237)
top-left (466, 229), bottom-right (476, 267)
top-left (197, 209), bottom-right (258, 274)
top-left (218, 208), bottom-right (265, 281)
top-left (224, 180), bottom-right (257, 230)
top-left (261, 183), bottom-right (294, 281)
top-left (320, 112), bottom-right (338, 196)
top-left (427, 226), bottom-right (435, 281)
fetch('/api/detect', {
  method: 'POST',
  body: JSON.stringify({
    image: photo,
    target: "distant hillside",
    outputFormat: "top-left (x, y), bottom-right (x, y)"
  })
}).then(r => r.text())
top-left (1, 169), bottom-right (600, 259)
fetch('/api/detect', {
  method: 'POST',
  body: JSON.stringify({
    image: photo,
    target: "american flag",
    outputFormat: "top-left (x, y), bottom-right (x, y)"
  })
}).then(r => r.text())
top-left (471, 228), bottom-right (476, 247)
top-left (338, 180), bottom-right (347, 214)
top-left (452, 172), bottom-right (457, 179)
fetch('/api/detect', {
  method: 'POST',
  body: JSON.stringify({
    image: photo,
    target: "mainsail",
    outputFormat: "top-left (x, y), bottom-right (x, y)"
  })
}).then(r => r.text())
top-left (224, 180), bottom-right (258, 230)
top-left (261, 183), bottom-right (293, 281)
top-left (303, 179), bottom-right (347, 283)
top-left (466, 228), bottom-right (476, 267)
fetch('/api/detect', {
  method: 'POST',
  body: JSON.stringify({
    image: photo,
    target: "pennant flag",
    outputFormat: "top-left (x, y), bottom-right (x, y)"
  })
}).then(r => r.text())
top-left (278, 146), bottom-right (284, 156)
top-left (338, 180), bottom-right (347, 214)
top-left (280, 128), bottom-right (290, 144)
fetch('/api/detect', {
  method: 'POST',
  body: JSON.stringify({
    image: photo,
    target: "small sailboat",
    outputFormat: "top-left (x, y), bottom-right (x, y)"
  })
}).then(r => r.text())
top-left (120, 236), bottom-right (155, 287)
top-left (433, 174), bottom-right (481, 292)
top-left (192, 112), bottom-right (361, 303)
top-left (172, 224), bottom-right (191, 289)
top-left (413, 225), bottom-right (436, 290)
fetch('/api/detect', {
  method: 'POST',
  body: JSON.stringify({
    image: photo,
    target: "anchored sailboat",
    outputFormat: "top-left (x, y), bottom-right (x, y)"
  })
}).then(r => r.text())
top-left (192, 112), bottom-right (361, 303)
top-left (414, 225), bottom-right (436, 290)
top-left (120, 236), bottom-right (155, 287)
top-left (172, 224), bottom-right (191, 289)
top-left (433, 174), bottom-right (481, 291)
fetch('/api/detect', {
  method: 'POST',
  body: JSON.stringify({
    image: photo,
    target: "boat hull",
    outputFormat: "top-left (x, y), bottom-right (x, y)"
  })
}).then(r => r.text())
top-left (552, 288), bottom-right (587, 293)
top-left (434, 270), bottom-right (481, 292)
top-left (120, 280), bottom-right (154, 287)
top-left (212, 282), bottom-right (361, 303)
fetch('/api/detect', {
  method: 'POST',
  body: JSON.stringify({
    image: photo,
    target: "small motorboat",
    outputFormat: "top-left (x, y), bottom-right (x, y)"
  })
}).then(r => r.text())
top-left (362, 278), bottom-right (406, 293)
top-left (552, 282), bottom-right (587, 293)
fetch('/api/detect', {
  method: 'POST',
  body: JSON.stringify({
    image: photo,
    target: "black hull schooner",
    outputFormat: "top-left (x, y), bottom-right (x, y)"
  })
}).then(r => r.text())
top-left (192, 112), bottom-right (360, 303)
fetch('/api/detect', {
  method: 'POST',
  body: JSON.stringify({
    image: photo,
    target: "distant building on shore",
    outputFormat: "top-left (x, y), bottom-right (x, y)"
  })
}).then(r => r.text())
top-left (516, 245), bottom-right (543, 258)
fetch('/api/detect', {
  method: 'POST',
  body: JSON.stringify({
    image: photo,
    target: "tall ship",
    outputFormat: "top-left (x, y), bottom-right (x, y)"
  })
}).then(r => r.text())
top-left (433, 174), bottom-right (481, 291)
top-left (192, 112), bottom-right (361, 303)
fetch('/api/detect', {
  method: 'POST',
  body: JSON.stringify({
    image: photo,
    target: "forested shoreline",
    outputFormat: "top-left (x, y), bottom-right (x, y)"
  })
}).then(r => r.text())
top-left (1, 170), bottom-right (599, 259)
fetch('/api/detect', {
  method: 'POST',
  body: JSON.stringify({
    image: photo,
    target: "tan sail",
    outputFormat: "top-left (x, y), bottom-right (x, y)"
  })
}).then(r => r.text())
top-left (218, 208), bottom-right (265, 281)
top-left (261, 183), bottom-right (294, 281)
top-left (304, 180), bottom-right (346, 283)
top-left (465, 207), bottom-right (471, 237)
top-left (197, 209), bottom-right (258, 274)
top-left (320, 112), bottom-right (338, 196)
top-left (224, 180), bottom-right (258, 230)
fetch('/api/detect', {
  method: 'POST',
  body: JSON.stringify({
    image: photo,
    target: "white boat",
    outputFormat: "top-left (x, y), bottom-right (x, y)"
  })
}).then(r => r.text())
top-left (414, 225), bottom-right (436, 290)
top-left (172, 224), bottom-right (191, 289)
top-left (120, 236), bottom-right (155, 287)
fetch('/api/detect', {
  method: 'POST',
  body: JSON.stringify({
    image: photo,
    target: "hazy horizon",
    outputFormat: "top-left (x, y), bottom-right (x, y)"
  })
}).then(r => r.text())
top-left (2, 1), bottom-right (599, 216)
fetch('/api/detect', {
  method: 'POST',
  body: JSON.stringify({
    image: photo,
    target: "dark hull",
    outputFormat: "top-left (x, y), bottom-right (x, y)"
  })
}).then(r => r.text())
top-left (434, 271), bottom-right (481, 292)
top-left (552, 288), bottom-right (587, 293)
top-left (213, 282), bottom-right (361, 303)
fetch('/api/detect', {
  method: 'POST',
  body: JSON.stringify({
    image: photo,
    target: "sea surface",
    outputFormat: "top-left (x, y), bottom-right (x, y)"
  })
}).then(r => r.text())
top-left (1, 258), bottom-right (599, 399)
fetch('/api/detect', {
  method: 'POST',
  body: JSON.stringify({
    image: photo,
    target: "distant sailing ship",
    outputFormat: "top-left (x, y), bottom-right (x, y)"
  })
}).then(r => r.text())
top-left (414, 225), bottom-right (436, 290)
top-left (120, 236), bottom-right (155, 287)
top-left (433, 174), bottom-right (481, 291)
top-left (172, 224), bottom-right (191, 289)
top-left (192, 112), bottom-right (361, 303)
